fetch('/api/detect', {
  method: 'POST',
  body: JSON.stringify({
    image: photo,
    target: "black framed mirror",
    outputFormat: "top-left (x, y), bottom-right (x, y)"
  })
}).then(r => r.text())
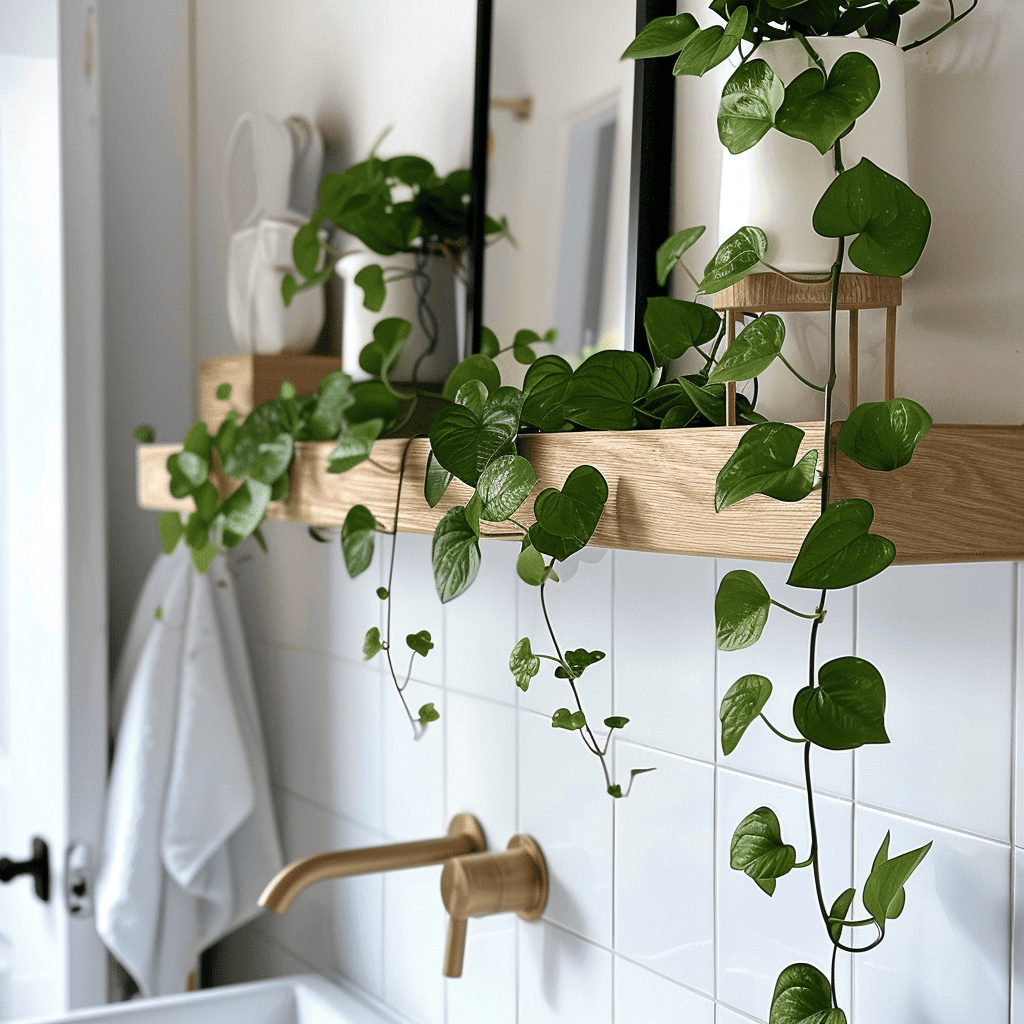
top-left (467, 0), bottom-right (676, 367)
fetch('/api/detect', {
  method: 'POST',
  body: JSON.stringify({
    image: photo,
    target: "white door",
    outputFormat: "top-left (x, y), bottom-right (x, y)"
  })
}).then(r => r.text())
top-left (0, 0), bottom-right (108, 1017)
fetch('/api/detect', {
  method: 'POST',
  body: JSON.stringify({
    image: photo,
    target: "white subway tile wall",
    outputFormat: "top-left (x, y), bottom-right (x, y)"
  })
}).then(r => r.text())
top-left (211, 522), bottom-right (1023, 1024)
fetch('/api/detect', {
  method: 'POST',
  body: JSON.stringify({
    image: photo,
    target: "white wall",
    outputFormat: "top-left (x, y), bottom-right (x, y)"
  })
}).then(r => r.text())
top-left (101, 1), bottom-right (1024, 1021)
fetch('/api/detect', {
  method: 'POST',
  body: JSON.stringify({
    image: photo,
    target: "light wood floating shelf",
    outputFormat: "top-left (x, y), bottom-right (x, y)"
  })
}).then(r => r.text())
top-left (137, 421), bottom-right (1024, 565)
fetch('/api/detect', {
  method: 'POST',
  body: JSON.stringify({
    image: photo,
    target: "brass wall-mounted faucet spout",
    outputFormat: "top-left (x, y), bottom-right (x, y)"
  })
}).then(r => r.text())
top-left (440, 834), bottom-right (548, 978)
top-left (259, 814), bottom-right (485, 914)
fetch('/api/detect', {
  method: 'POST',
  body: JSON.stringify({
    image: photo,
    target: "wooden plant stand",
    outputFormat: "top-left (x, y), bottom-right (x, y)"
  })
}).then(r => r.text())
top-left (713, 272), bottom-right (902, 423)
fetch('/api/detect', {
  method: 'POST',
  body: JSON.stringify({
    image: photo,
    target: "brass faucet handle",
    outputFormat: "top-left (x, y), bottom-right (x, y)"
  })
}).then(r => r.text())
top-left (440, 834), bottom-right (548, 978)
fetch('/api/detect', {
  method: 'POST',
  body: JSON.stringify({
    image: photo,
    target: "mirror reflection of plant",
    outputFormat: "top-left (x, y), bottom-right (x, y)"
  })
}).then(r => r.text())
top-left (625, 7), bottom-right (973, 1018)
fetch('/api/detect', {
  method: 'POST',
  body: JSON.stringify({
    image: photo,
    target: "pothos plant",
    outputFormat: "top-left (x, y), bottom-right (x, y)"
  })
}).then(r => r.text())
top-left (617, 2), bottom-right (975, 1021)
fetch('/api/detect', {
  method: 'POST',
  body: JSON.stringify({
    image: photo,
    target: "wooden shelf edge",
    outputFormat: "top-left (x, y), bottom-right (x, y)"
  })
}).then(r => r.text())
top-left (137, 421), bottom-right (1024, 565)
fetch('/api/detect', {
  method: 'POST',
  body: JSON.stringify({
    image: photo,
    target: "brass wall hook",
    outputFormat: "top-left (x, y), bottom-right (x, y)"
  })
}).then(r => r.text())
top-left (440, 833), bottom-right (548, 978)
top-left (259, 814), bottom-right (485, 914)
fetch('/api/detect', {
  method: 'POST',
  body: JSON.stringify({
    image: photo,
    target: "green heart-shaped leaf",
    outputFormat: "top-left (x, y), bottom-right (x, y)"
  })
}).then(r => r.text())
top-left (158, 511), bottom-right (184, 555)
top-left (708, 314), bottom-right (785, 384)
top-left (679, 377), bottom-right (728, 426)
top-left (354, 263), bottom-right (386, 311)
top-left (828, 887), bottom-right (857, 944)
top-left (552, 708), bottom-right (587, 731)
top-left (562, 350), bottom-right (653, 430)
top-left (432, 506), bottom-right (482, 603)
top-left (604, 716), bottom-right (629, 730)
top-left (699, 227), bottom-right (767, 294)
top-left (656, 225), bottom-right (705, 286)
top-left (215, 479), bottom-right (272, 546)
top-left (442, 353), bottom-right (502, 402)
top-left (134, 423), bottom-right (156, 443)
top-left (837, 398), bottom-right (932, 472)
top-left (718, 58), bottom-right (784, 155)
top-left (455, 379), bottom-right (488, 418)
top-left (424, 451), bottom-right (453, 508)
top-left (510, 637), bottom-right (541, 691)
top-left (417, 701), bottom-right (440, 724)
top-left (720, 674), bottom-right (773, 755)
top-left (513, 328), bottom-right (540, 366)
top-left (341, 504), bottom-right (377, 578)
top-left (328, 419), bottom-right (384, 474)
top-left (521, 355), bottom-right (574, 432)
top-left (776, 52), bottom-right (880, 155)
top-left (429, 386), bottom-right (524, 487)
top-left (479, 326), bottom-right (500, 359)
top-left (555, 649), bottom-right (605, 679)
top-left (345, 381), bottom-right (404, 428)
top-left (793, 656), bottom-right (889, 750)
top-left (716, 423), bottom-right (818, 511)
top-left (673, 6), bottom-right (747, 77)
top-left (862, 832), bottom-right (931, 932)
top-left (730, 806), bottom-right (796, 896)
top-left (385, 154), bottom-right (435, 185)
top-left (787, 499), bottom-right (895, 589)
top-left (770, 963), bottom-right (847, 1024)
top-left (813, 158), bottom-right (931, 277)
top-left (644, 297), bottom-right (722, 369)
top-left (359, 317), bottom-right (412, 380)
top-left (516, 540), bottom-right (548, 587)
top-left (620, 12), bottom-right (698, 59)
top-left (716, 569), bottom-right (772, 650)
top-left (406, 629), bottom-right (434, 657)
top-left (476, 454), bottom-right (538, 522)
top-left (306, 371), bottom-right (355, 440)
top-left (533, 465), bottom-right (609, 546)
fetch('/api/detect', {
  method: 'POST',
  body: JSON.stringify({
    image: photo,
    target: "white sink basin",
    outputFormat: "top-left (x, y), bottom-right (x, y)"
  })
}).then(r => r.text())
top-left (13, 976), bottom-right (399, 1024)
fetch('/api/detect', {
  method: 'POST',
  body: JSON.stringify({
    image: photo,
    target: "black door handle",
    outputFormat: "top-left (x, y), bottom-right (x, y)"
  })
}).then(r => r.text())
top-left (0, 837), bottom-right (50, 902)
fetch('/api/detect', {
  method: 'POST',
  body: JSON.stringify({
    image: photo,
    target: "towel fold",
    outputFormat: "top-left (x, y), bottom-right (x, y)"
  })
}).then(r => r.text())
top-left (96, 546), bottom-right (283, 996)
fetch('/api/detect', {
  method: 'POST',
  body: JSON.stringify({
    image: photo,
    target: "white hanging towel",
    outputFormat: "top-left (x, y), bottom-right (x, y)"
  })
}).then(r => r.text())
top-left (96, 546), bottom-right (283, 997)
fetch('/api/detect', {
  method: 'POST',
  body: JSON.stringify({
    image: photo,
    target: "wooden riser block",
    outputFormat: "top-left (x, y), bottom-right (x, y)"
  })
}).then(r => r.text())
top-left (713, 272), bottom-right (902, 312)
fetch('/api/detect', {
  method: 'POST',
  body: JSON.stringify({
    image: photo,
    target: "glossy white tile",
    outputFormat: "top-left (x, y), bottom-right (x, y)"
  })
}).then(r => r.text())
top-left (715, 1006), bottom-right (764, 1024)
top-left (614, 743), bottom-right (715, 994)
top-left (446, 914), bottom-right (516, 1024)
top-left (857, 561), bottom-right (1015, 840)
top-left (385, 530), bottom-right (445, 686)
top-left (516, 546), bottom-right (613, 723)
top-left (716, 769), bottom-right (852, 1019)
top-left (518, 920), bottom-right (612, 1024)
top-left (519, 709), bottom-right (613, 947)
top-left (445, 690), bottom-right (518, 848)
top-left (854, 806), bottom-right (1010, 1023)
top-left (325, 521), bottom-right (385, 667)
top-left (445, 537), bottom-right (520, 705)
top-left (382, 678), bottom-right (446, 843)
top-left (613, 550), bottom-right (717, 762)
top-left (1015, 563), bottom-right (1023, 849)
top-left (715, 559), bottom-right (854, 797)
top-left (1014, 847), bottom-right (1024, 1024)
top-left (614, 956), bottom-right (716, 1024)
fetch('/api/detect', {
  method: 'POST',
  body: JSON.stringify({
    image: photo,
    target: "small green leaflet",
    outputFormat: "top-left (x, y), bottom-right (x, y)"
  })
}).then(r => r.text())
top-left (862, 831), bottom-right (931, 933)
top-left (359, 317), bottom-right (412, 380)
top-left (218, 479), bottom-right (272, 543)
top-left (418, 702), bottom-right (440, 724)
top-left (604, 716), bottom-right (629, 730)
top-left (787, 499), bottom-right (895, 590)
top-left (513, 328), bottom-right (540, 365)
top-left (607, 767), bottom-right (656, 799)
top-left (672, 6), bottom-right (747, 77)
top-left (720, 675), bottom-right (773, 755)
top-left (431, 506), bottom-right (482, 603)
top-left (307, 371), bottom-right (354, 440)
top-left (279, 380), bottom-right (296, 401)
top-left (561, 350), bottom-right (653, 430)
top-left (476, 454), bottom-right (537, 522)
top-left (516, 540), bottom-right (548, 587)
top-left (730, 806), bottom-right (797, 896)
top-left (837, 398), bottom-right (933, 472)
top-left (424, 451), bottom-right (453, 508)
top-left (328, 418), bottom-right (384, 474)
top-left (715, 570), bottom-right (771, 651)
top-left (530, 465), bottom-right (608, 561)
top-left (716, 422), bottom-right (818, 511)
top-left (442, 354), bottom-right (501, 403)
top-left (770, 963), bottom-right (847, 1024)
top-left (521, 355), bottom-right (575, 432)
top-left (354, 263), bottom-right (386, 311)
top-left (793, 656), bottom-right (889, 750)
top-left (620, 12), bottom-right (698, 59)
top-left (828, 888), bottom-right (856, 944)
top-left (376, 586), bottom-right (389, 600)
top-left (154, 604), bottom-right (163, 620)
top-left (643, 297), bottom-right (721, 368)
top-left (699, 227), bottom-right (767, 294)
top-left (655, 225), bottom-right (705, 286)
top-left (134, 424), bottom-right (156, 443)
top-left (551, 708), bottom-right (587, 731)
top-left (707, 314), bottom-right (785, 384)
top-left (341, 504), bottom-right (377, 578)
top-left (776, 52), bottom-right (881, 155)
top-left (406, 630), bottom-right (434, 657)
top-left (216, 383), bottom-right (231, 400)
top-left (510, 637), bottom-right (541, 691)
top-left (479, 327), bottom-right (500, 358)
top-left (191, 541), bottom-right (218, 575)
top-left (363, 626), bottom-right (384, 660)
top-left (158, 511), bottom-right (184, 555)
top-left (555, 649), bottom-right (605, 679)
top-left (717, 59), bottom-right (784, 155)
top-left (813, 158), bottom-right (931, 277)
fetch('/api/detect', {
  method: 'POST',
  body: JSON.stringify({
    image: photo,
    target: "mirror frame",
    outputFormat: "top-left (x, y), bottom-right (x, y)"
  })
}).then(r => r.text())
top-left (467, 0), bottom-right (676, 362)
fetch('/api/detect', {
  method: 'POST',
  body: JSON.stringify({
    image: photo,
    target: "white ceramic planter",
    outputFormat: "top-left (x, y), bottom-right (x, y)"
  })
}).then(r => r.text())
top-left (718, 37), bottom-right (909, 274)
top-left (336, 251), bottom-right (466, 386)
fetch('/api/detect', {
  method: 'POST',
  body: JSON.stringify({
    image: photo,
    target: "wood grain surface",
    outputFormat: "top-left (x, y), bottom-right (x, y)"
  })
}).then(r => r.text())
top-left (713, 272), bottom-right (902, 312)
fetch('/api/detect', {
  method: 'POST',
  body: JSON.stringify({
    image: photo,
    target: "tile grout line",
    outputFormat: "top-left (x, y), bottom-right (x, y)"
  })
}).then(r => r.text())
top-left (713, 557), bottom-right (721, 1014)
top-left (441, 596), bottom-right (449, 1024)
top-left (514, 571), bottom-right (521, 1024)
top-left (609, 549), bottom-right (617, 1022)
top-left (1008, 562), bottom-right (1021, 1024)
top-left (850, 583), bottom-right (859, 1023)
